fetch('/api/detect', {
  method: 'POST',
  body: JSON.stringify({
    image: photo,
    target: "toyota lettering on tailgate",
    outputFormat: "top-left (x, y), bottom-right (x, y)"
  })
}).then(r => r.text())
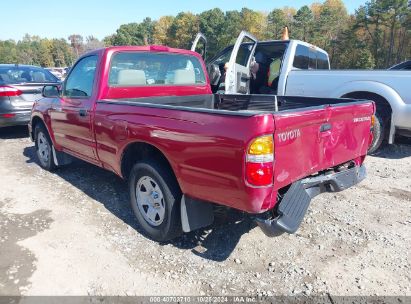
top-left (277, 129), bottom-right (301, 143)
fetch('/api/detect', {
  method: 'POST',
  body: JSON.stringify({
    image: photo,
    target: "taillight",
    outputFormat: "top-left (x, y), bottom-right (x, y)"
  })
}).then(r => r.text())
top-left (369, 115), bottom-right (375, 147)
top-left (0, 86), bottom-right (22, 97)
top-left (245, 135), bottom-right (274, 187)
top-left (1, 113), bottom-right (16, 118)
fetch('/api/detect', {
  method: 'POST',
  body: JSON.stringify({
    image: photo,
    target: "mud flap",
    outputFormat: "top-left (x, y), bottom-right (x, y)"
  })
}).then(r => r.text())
top-left (52, 146), bottom-right (73, 166)
top-left (180, 195), bottom-right (214, 233)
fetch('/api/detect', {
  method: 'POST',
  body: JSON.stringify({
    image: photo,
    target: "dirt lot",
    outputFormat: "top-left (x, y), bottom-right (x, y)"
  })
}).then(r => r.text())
top-left (0, 126), bottom-right (410, 297)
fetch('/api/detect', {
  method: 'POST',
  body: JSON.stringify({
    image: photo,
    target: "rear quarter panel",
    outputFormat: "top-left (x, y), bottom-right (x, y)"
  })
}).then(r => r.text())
top-left (94, 102), bottom-right (277, 213)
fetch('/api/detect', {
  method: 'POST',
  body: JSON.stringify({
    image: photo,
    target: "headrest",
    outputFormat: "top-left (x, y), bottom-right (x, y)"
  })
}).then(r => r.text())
top-left (32, 72), bottom-right (46, 82)
top-left (255, 52), bottom-right (269, 65)
top-left (174, 69), bottom-right (195, 85)
top-left (117, 69), bottom-right (146, 86)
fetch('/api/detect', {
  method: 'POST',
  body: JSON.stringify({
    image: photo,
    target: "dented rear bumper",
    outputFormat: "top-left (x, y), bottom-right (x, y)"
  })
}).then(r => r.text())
top-left (255, 165), bottom-right (366, 236)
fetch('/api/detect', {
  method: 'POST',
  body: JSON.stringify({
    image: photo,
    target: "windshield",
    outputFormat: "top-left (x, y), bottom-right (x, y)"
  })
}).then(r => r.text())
top-left (0, 66), bottom-right (59, 85)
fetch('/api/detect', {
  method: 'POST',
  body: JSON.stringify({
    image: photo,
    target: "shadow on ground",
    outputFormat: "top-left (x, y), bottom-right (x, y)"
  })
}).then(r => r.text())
top-left (371, 136), bottom-right (411, 159)
top-left (21, 137), bottom-right (411, 261)
top-left (23, 145), bottom-right (255, 262)
top-left (0, 126), bottom-right (29, 139)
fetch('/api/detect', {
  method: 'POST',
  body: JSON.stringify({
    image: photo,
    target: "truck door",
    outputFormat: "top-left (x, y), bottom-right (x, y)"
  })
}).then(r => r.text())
top-left (191, 33), bottom-right (207, 60)
top-left (49, 55), bottom-right (98, 162)
top-left (225, 31), bottom-right (258, 94)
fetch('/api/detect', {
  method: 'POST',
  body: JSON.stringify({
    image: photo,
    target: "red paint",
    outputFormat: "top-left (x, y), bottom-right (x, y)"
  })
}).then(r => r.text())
top-left (30, 46), bottom-right (374, 214)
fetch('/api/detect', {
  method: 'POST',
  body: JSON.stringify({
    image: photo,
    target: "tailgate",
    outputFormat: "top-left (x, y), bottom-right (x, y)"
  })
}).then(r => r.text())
top-left (272, 101), bottom-right (374, 190)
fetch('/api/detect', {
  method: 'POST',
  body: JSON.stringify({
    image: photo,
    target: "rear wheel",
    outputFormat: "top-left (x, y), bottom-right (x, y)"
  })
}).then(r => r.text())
top-left (34, 125), bottom-right (56, 171)
top-left (368, 112), bottom-right (386, 154)
top-left (129, 160), bottom-right (182, 242)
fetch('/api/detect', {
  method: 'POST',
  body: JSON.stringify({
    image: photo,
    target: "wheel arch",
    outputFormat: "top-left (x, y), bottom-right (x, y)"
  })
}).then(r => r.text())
top-left (31, 115), bottom-right (47, 139)
top-left (30, 114), bottom-right (58, 145)
top-left (120, 141), bottom-right (181, 191)
top-left (341, 91), bottom-right (392, 116)
top-left (333, 81), bottom-right (404, 116)
top-left (341, 91), bottom-right (395, 145)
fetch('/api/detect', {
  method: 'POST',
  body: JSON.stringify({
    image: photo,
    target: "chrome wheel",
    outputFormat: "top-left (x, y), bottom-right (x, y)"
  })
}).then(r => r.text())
top-left (136, 176), bottom-right (166, 226)
top-left (37, 132), bottom-right (50, 163)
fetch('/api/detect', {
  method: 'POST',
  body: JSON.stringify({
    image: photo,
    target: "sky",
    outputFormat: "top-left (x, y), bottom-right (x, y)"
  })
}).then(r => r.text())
top-left (1, 0), bottom-right (367, 41)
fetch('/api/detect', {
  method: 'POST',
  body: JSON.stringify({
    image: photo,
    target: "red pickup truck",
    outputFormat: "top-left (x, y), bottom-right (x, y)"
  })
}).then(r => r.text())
top-left (29, 45), bottom-right (374, 241)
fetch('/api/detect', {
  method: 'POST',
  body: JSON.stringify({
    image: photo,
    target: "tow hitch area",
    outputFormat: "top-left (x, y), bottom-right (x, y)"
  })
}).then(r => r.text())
top-left (255, 165), bottom-right (366, 237)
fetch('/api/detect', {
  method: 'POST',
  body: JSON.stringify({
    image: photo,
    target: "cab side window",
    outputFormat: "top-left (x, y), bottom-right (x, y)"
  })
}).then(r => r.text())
top-left (293, 45), bottom-right (330, 70)
top-left (309, 49), bottom-right (317, 69)
top-left (317, 51), bottom-right (330, 69)
top-left (64, 55), bottom-right (98, 98)
top-left (293, 45), bottom-right (309, 69)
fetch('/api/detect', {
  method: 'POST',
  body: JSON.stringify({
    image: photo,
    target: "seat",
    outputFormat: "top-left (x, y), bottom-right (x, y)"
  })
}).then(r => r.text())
top-left (117, 69), bottom-right (146, 86)
top-left (173, 69), bottom-right (195, 85)
top-left (0, 73), bottom-right (11, 83)
top-left (32, 72), bottom-right (46, 82)
top-left (21, 71), bottom-right (33, 82)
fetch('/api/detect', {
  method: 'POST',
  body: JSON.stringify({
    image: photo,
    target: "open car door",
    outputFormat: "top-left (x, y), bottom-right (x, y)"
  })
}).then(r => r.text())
top-left (225, 31), bottom-right (258, 94)
top-left (191, 33), bottom-right (207, 60)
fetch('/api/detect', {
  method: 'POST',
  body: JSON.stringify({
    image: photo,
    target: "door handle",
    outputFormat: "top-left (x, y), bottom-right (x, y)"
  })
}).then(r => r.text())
top-left (79, 109), bottom-right (88, 117)
top-left (318, 123), bottom-right (332, 142)
top-left (320, 123), bottom-right (332, 132)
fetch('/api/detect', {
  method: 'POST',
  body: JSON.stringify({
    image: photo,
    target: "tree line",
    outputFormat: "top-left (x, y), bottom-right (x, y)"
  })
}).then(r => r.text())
top-left (0, 0), bottom-right (409, 69)
top-left (0, 34), bottom-right (104, 67)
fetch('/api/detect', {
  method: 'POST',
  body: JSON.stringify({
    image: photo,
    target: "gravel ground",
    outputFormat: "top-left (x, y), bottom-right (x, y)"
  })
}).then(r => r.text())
top-left (0, 126), bottom-right (410, 297)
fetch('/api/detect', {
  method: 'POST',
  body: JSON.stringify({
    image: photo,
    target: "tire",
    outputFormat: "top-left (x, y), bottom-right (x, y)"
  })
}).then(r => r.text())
top-left (368, 112), bottom-right (386, 154)
top-left (129, 160), bottom-right (182, 242)
top-left (342, 93), bottom-right (390, 154)
top-left (34, 125), bottom-right (56, 171)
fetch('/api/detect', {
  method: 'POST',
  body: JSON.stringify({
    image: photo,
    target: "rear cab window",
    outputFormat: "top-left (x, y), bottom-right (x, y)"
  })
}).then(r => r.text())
top-left (109, 52), bottom-right (206, 87)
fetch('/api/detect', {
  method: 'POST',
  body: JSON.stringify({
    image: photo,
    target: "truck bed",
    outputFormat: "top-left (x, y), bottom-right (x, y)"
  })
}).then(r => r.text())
top-left (97, 94), bottom-right (373, 213)
top-left (104, 94), bottom-right (366, 115)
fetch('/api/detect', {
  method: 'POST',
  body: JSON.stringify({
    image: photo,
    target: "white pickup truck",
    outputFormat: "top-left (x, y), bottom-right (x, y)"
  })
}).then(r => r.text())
top-left (193, 31), bottom-right (411, 153)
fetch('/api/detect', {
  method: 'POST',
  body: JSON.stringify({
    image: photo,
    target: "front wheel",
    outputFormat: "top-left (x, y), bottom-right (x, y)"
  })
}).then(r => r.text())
top-left (129, 161), bottom-right (182, 242)
top-left (34, 125), bottom-right (56, 171)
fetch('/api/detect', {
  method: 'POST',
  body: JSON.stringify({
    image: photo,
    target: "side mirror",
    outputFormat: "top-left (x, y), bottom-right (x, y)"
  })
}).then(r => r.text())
top-left (42, 85), bottom-right (60, 98)
top-left (207, 64), bottom-right (221, 86)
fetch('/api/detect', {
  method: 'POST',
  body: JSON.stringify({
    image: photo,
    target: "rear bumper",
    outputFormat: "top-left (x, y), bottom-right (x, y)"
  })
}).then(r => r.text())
top-left (255, 165), bottom-right (366, 236)
top-left (0, 110), bottom-right (31, 128)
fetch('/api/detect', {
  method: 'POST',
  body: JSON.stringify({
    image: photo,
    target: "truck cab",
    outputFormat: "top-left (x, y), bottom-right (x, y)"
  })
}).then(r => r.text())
top-left (200, 32), bottom-right (330, 96)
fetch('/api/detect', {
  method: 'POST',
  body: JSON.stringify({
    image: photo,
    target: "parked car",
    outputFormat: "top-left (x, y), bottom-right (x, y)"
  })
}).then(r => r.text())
top-left (202, 31), bottom-right (410, 153)
top-left (45, 68), bottom-right (63, 80)
top-left (388, 60), bottom-right (411, 70)
top-left (0, 64), bottom-right (59, 128)
top-left (29, 44), bottom-right (374, 241)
